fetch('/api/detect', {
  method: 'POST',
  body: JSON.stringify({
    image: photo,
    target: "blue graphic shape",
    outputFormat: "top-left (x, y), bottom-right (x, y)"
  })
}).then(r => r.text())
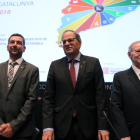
top-left (58, 9), bottom-right (95, 30)
top-left (100, 13), bottom-right (110, 26)
top-left (104, 5), bottom-right (138, 13)
top-left (102, 11), bottom-right (116, 24)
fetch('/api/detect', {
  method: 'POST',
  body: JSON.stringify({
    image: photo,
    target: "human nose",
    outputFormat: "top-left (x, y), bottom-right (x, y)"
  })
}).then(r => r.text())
top-left (13, 41), bottom-right (18, 46)
top-left (65, 40), bottom-right (70, 45)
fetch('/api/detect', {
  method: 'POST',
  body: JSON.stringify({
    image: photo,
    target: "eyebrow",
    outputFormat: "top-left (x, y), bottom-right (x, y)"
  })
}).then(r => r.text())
top-left (10, 40), bottom-right (22, 42)
top-left (9, 40), bottom-right (23, 45)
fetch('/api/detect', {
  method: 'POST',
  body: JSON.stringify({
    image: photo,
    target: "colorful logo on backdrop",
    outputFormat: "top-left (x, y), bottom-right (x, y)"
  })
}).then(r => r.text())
top-left (57, 0), bottom-right (140, 45)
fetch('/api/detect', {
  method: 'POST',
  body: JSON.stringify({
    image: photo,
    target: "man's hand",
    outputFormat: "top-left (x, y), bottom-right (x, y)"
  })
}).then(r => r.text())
top-left (42, 130), bottom-right (54, 140)
top-left (98, 130), bottom-right (109, 140)
top-left (0, 123), bottom-right (15, 138)
top-left (121, 137), bottom-right (131, 140)
top-left (0, 124), bottom-right (6, 133)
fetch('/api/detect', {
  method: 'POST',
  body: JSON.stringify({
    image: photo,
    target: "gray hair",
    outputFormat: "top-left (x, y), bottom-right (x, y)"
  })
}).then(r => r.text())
top-left (61, 30), bottom-right (81, 43)
top-left (128, 41), bottom-right (140, 52)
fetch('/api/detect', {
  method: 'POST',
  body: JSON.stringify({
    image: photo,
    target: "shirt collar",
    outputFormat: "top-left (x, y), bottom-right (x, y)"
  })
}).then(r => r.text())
top-left (132, 64), bottom-right (140, 77)
top-left (67, 52), bottom-right (81, 62)
top-left (9, 57), bottom-right (23, 65)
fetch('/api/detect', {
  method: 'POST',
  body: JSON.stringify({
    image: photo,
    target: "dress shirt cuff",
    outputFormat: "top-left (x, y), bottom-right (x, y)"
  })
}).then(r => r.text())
top-left (43, 128), bottom-right (54, 132)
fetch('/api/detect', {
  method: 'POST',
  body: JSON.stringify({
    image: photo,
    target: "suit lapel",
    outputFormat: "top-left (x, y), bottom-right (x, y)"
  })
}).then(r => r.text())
top-left (62, 57), bottom-right (75, 90)
top-left (75, 55), bottom-right (86, 90)
top-left (128, 67), bottom-right (140, 93)
top-left (2, 61), bottom-right (8, 94)
top-left (8, 60), bottom-right (26, 93)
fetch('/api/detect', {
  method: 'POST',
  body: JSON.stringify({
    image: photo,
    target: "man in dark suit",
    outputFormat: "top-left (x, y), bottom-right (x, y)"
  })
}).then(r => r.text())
top-left (111, 41), bottom-right (140, 140)
top-left (42, 30), bottom-right (109, 140)
top-left (0, 33), bottom-right (39, 140)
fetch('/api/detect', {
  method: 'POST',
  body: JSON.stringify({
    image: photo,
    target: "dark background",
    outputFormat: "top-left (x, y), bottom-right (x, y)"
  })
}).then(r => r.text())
top-left (34, 82), bottom-right (116, 140)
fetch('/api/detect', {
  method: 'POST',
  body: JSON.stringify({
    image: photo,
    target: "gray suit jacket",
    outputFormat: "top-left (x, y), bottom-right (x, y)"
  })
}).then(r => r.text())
top-left (0, 60), bottom-right (39, 138)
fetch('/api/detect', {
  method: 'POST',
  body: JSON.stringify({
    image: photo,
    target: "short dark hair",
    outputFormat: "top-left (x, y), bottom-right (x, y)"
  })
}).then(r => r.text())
top-left (8, 33), bottom-right (25, 46)
top-left (61, 30), bottom-right (81, 43)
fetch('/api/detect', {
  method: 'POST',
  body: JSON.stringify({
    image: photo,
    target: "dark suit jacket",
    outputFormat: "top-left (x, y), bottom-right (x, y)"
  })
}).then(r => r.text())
top-left (43, 54), bottom-right (108, 139)
top-left (0, 60), bottom-right (39, 138)
top-left (111, 67), bottom-right (140, 139)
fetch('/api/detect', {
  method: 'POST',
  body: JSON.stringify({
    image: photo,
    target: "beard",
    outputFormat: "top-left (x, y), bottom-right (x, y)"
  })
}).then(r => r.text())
top-left (9, 48), bottom-right (22, 59)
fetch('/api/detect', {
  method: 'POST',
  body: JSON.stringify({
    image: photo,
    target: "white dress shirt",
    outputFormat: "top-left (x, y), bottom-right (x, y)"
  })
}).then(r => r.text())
top-left (132, 64), bottom-right (140, 80)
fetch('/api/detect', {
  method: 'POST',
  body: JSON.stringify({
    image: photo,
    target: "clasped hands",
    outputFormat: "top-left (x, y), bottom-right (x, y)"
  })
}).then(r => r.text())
top-left (0, 123), bottom-right (15, 138)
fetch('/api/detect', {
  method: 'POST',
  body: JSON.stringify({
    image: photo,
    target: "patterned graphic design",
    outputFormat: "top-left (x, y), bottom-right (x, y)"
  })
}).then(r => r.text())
top-left (57, 0), bottom-right (140, 45)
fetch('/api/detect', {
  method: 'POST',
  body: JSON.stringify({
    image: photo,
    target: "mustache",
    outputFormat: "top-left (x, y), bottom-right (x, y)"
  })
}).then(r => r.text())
top-left (65, 46), bottom-right (72, 48)
top-left (10, 47), bottom-right (19, 50)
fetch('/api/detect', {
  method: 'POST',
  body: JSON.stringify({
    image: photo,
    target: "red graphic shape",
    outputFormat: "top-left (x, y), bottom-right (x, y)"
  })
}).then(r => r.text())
top-left (69, 0), bottom-right (94, 7)
top-left (62, 5), bottom-right (94, 14)
top-left (76, 12), bottom-right (97, 32)
top-left (96, 0), bottom-right (100, 4)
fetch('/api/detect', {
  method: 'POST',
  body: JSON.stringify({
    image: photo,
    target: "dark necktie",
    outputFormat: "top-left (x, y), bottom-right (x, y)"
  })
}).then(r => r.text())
top-left (70, 60), bottom-right (76, 117)
top-left (8, 62), bottom-right (17, 88)
top-left (70, 60), bottom-right (76, 88)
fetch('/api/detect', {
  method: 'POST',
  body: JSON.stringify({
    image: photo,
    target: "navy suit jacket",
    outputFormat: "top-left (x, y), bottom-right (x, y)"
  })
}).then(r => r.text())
top-left (111, 67), bottom-right (140, 139)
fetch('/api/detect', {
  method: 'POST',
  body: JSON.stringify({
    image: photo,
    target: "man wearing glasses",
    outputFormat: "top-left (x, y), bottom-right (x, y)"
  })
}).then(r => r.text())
top-left (42, 30), bottom-right (109, 140)
top-left (111, 41), bottom-right (140, 140)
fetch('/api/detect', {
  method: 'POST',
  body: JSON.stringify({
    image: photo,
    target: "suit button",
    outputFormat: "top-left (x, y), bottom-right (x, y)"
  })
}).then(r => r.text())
top-left (70, 108), bottom-right (72, 110)
top-left (6, 98), bottom-right (9, 101)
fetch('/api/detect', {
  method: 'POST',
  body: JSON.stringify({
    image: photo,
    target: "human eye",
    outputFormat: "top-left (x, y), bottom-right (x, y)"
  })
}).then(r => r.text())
top-left (63, 40), bottom-right (66, 44)
top-left (17, 41), bottom-right (22, 45)
top-left (10, 40), bottom-right (14, 44)
top-left (135, 50), bottom-right (140, 53)
top-left (68, 38), bottom-right (73, 42)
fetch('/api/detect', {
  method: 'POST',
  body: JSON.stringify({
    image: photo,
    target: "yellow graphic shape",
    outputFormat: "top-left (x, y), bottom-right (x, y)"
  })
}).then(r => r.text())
top-left (57, 11), bottom-right (95, 45)
top-left (103, 0), bottom-right (124, 6)
top-left (91, 0), bottom-right (97, 4)
top-left (102, 0), bottom-right (113, 6)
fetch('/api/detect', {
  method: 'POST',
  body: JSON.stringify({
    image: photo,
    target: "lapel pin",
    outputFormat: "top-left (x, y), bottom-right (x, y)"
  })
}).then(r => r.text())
top-left (21, 66), bottom-right (23, 68)
top-left (80, 65), bottom-right (83, 68)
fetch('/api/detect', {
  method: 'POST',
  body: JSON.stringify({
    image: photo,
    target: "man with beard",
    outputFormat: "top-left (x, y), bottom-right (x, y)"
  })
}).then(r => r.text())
top-left (111, 41), bottom-right (140, 140)
top-left (0, 33), bottom-right (39, 140)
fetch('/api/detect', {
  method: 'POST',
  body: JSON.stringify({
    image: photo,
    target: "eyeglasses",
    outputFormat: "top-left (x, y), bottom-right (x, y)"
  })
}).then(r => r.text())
top-left (132, 50), bottom-right (140, 54)
top-left (60, 38), bottom-right (76, 45)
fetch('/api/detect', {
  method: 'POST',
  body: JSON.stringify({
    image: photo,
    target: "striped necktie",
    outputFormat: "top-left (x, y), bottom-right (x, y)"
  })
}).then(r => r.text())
top-left (8, 62), bottom-right (17, 88)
